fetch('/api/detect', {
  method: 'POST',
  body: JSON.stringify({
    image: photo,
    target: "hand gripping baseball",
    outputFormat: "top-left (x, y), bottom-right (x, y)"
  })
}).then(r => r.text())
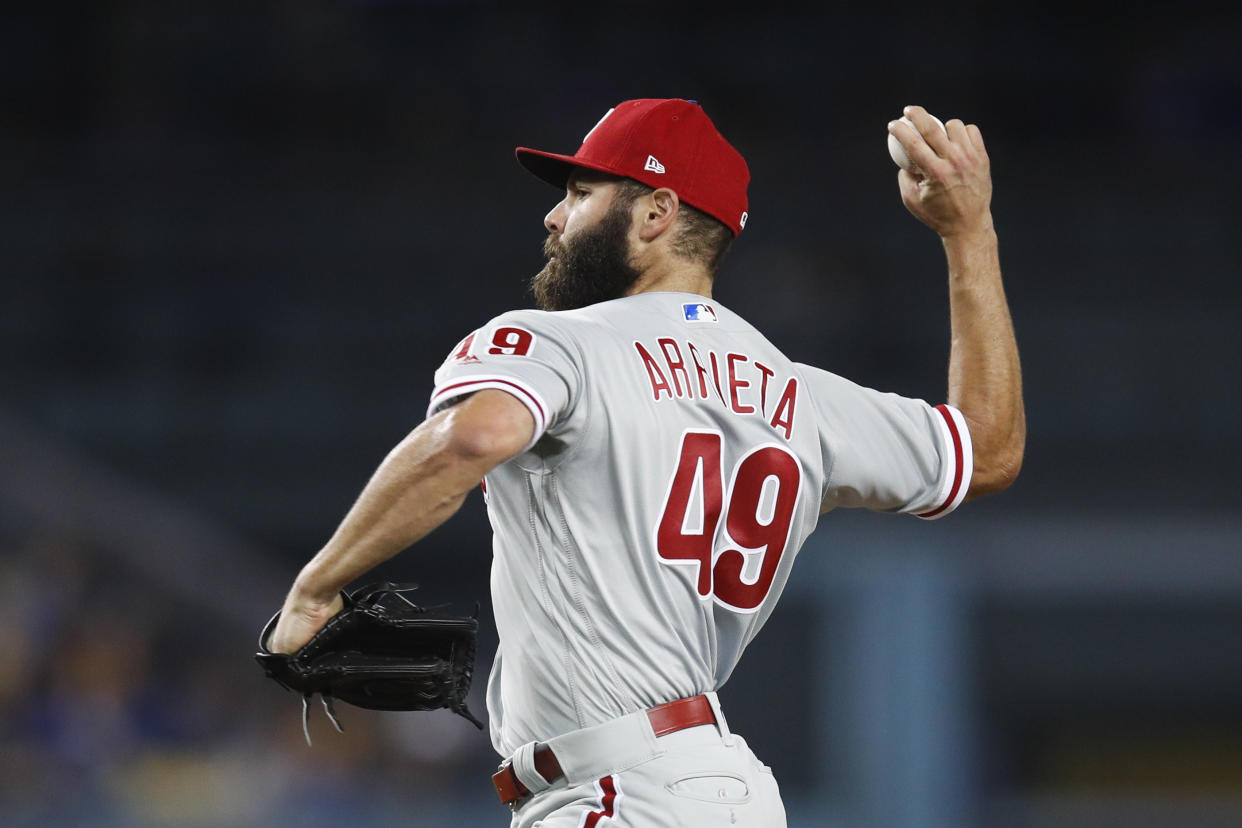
top-left (888, 105), bottom-right (993, 238)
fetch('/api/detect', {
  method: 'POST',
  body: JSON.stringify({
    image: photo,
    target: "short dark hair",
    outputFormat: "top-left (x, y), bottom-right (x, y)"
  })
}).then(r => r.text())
top-left (611, 178), bottom-right (733, 277)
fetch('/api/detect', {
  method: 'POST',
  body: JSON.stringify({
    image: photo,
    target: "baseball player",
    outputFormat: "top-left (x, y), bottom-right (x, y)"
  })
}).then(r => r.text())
top-left (266, 99), bottom-right (1024, 826)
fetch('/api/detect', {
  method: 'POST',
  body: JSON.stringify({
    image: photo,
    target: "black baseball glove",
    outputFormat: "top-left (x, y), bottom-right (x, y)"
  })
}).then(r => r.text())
top-left (255, 582), bottom-right (484, 743)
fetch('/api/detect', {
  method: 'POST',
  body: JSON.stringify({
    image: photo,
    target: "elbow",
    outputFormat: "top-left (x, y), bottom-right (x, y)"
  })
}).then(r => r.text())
top-left (965, 428), bottom-right (1025, 500)
top-left (968, 451), bottom-right (1023, 499)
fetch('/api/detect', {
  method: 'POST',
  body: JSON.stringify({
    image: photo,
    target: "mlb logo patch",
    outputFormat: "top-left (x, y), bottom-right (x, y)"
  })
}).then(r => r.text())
top-left (682, 302), bottom-right (718, 323)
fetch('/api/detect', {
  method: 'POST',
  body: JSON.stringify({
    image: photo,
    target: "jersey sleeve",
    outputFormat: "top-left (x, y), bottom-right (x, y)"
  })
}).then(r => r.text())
top-left (428, 310), bottom-right (581, 452)
top-left (797, 363), bottom-right (973, 520)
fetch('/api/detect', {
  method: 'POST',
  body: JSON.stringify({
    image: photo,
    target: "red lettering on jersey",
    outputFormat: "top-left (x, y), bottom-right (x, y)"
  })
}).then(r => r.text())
top-left (488, 326), bottom-right (535, 356)
top-left (657, 432), bottom-right (802, 613)
top-left (727, 353), bottom-right (755, 415)
top-left (686, 342), bottom-right (713, 400)
top-left (713, 446), bottom-right (801, 611)
top-left (635, 342), bottom-right (673, 400)
top-left (657, 431), bottom-right (723, 597)
top-left (709, 351), bottom-right (726, 403)
top-left (634, 339), bottom-right (796, 438)
top-left (769, 377), bottom-right (798, 440)
top-left (755, 361), bottom-right (774, 412)
top-left (658, 337), bottom-right (691, 398)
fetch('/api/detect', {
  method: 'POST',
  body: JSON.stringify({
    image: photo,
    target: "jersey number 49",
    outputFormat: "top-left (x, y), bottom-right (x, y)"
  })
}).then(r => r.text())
top-left (655, 430), bottom-right (802, 613)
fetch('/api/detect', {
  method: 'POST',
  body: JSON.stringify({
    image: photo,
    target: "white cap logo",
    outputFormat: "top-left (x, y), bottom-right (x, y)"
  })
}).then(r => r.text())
top-left (739, 211), bottom-right (748, 229)
top-left (644, 155), bottom-right (666, 174)
top-left (583, 108), bottom-right (615, 144)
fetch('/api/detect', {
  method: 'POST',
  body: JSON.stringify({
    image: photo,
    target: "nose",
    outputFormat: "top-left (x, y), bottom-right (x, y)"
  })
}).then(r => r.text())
top-left (544, 198), bottom-right (567, 234)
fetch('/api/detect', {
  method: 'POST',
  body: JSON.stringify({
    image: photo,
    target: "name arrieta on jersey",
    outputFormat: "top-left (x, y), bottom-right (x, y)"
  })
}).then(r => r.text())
top-left (632, 337), bottom-right (799, 440)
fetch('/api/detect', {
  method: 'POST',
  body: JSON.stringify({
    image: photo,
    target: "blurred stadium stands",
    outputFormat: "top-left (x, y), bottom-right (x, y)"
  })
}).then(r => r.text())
top-left (2, 3), bottom-right (1240, 826)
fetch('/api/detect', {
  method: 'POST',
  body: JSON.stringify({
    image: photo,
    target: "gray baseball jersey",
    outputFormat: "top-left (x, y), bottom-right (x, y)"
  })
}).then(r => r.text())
top-left (428, 291), bottom-right (971, 757)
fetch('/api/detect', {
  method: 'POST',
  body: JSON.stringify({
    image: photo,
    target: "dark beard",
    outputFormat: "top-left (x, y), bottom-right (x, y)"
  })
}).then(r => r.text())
top-left (531, 199), bottom-right (642, 312)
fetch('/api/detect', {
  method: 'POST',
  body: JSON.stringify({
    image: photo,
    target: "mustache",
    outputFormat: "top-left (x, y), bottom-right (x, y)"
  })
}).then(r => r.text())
top-left (543, 233), bottom-right (564, 260)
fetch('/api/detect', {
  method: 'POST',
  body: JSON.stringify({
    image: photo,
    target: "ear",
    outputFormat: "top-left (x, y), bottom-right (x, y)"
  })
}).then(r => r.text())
top-left (636, 188), bottom-right (680, 242)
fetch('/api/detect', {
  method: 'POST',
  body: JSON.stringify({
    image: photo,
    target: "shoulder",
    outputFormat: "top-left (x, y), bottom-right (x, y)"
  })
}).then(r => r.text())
top-left (484, 307), bottom-right (596, 341)
top-left (470, 293), bottom-right (741, 350)
top-left (791, 362), bottom-right (854, 390)
top-left (446, 308), bottom-right (587, 366)
top-left (791, 361), bottom-right (931, 415)
top-left (481, 299), bottom-right (647, 347)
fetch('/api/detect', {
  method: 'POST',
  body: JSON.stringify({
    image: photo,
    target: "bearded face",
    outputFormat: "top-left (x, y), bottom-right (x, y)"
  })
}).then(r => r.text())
top-left (531, 193), bottom-right (643, 312)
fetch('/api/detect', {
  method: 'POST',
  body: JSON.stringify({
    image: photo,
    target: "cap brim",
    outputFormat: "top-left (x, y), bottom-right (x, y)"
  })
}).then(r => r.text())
top-left (515, 147), bottom-right (622, 190)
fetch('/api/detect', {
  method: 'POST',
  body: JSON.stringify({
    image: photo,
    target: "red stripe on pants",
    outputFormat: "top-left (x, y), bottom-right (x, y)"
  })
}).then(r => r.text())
top-left (583, 775), bottom-right (618, 827)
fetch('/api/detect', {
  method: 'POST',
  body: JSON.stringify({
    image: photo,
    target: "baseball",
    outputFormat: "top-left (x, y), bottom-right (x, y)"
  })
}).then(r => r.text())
top-left (888, 113), bottom-right (947, 171)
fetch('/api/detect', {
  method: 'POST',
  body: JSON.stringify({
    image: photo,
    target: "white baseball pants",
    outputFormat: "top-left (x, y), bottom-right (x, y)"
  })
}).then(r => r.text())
top-left (505, 694), bottom-right (787, 827)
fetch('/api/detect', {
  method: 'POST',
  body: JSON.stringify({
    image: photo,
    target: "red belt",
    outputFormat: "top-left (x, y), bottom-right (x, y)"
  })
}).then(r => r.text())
top-left (492, 694), bottom-right (716, 808)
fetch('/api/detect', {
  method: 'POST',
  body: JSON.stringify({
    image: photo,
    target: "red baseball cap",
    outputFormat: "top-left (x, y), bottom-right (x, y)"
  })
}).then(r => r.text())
top-left (516, 98), bottom-right (750, 236)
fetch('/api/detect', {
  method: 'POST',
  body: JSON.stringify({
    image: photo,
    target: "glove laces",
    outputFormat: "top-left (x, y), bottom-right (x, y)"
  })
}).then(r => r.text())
top-left (301, 692), bottom-right (344, 746)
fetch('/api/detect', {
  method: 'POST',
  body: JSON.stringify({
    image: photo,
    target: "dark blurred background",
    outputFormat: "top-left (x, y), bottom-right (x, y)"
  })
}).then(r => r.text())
top-left (2, 2), bottom-right (1240, 826)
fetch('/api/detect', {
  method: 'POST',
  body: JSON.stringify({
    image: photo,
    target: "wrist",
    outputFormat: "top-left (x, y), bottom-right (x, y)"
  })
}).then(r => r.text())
top-left (939, 217), bottom-right (996, 248)
top-left (292, 563), bottom-right (343, 607)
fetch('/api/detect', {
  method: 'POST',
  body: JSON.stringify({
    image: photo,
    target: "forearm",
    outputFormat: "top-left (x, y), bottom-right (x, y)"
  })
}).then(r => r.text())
top-left (265, 390), bottom-right (533, 654)
top-left (290, 387), bottom-right (535, 603)
top-left (290, 415), bottom-right (482, 602)
top-left (943, 225), bottom-right (1025, 497)
top-left (887, 107), bottom-right (1025, 498)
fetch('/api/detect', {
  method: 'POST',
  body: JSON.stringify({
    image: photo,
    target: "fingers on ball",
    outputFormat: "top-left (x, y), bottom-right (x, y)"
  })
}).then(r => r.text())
top-left (902, 107), bottom-right (946, 139)
top-left (945, 118), bottom-right (969, 142)
top-left (965, 123), bottom-right (987, 154)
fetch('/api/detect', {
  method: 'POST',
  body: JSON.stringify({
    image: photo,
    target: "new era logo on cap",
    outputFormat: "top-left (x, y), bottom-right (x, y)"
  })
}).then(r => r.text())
top-left (515, 98), bottom-right (751, 236)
